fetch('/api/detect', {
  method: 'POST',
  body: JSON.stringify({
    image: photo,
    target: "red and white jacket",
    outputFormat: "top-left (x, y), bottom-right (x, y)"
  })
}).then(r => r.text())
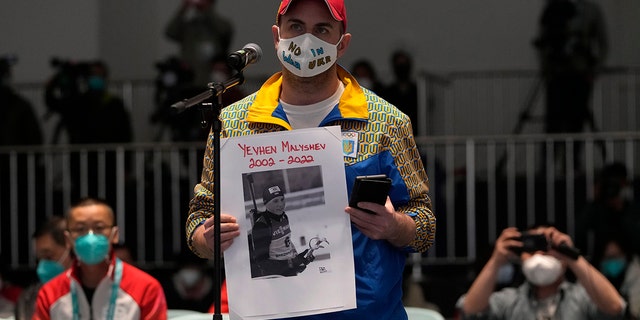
top-left (34, 256), bottom-right (167, 320)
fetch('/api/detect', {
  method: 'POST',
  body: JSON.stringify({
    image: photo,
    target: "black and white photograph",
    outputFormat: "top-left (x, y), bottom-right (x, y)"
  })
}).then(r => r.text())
top-left (219, 126), bottom-right (356, 318)
top-left (241, 167), bottom-right (331, 279)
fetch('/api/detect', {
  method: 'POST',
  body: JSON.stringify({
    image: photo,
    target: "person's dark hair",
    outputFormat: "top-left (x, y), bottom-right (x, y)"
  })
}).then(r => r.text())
top-left (90, 60), bottom-right (109, 79)
top-left (598, 162), bottom-right (628, 182)
top-left (523, 222), bottom-right (556, 232)
top-left (391, 50), bottom-right (413, 80)
top-left (391, 50), bottom-right (412, 67)
top-left (32, 216), bottom-right (67, 246)
top-left (594, 233), bottom-right (635, 265)
top-left (68, 197), bottom-right (116, 225)
top-left (113, 243), bottom-right (136, 263)
top-left (351, 59), bottom-right (378, 79)
top-left (597, 162), bottom-right (628, 200)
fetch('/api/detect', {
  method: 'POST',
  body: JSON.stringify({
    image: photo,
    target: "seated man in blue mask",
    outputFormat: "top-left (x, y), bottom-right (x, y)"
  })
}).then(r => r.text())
top-left (34, 197), bottom-right (167, 320)
top-left (15, 216), bottom-right (73, 319)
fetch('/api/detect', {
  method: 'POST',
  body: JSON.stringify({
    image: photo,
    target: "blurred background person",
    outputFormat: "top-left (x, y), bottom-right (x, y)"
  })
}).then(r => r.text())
top-left (165, 0), bottom-right (234, 88)
top-left (162, 252), bottom-right (215, 312)
top-left (1, 54), bottom-right (45, 255)
top-left (533, 0), bottom-right (608, 170)
top-left (113, 243), bottom-right (136, 266)
top-left (0, 255), bottom-right (23, 318)
top-left (151, 54), bottom-right (247, 144)
top-left (44, 59), bottom-right (134, 202)
top-left (151, 55), bottom-right (196, 141)
top-left (15, 216), bottom-right (73, 320)
top-left (0, 54), bottom-right (43, 147)
top-left (383, 50), bottom-right (419, 135)
top-left (594, 235), bottom-right (640, 319)
top-left (209, 54), bottom-right (247, 106)
top-left (576, 162), bottom-right (640, 260)
top-left (44, 59), bottom-right (133, 145)
top-left (70, 60), bottom-right (133, 145)
top-left (350, 59), bottom-right (386, 96)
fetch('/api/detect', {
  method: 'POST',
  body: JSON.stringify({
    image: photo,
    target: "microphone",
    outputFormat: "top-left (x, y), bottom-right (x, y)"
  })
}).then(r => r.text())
top-left (227, 43), bottom-right (262, 71)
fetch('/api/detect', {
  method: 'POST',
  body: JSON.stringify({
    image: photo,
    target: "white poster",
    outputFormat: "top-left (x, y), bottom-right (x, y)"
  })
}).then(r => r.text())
top-left (220, 126), bottom-right (356, 320)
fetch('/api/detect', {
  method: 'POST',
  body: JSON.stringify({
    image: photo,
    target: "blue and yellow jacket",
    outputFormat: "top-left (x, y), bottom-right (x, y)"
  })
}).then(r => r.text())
top-left (187, 66), bottom-right (436, 319)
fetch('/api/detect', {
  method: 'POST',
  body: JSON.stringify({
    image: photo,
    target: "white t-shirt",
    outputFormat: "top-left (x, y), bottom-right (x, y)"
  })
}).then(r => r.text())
top-left (280, 83), bottom-right (345, 129)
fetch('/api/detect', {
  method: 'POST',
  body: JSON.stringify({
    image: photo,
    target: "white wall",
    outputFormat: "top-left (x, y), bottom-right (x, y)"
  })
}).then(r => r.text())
top-left (2, 1), bottom-right (639, 84)
top-left (1, 1), bottom-right (99, 82)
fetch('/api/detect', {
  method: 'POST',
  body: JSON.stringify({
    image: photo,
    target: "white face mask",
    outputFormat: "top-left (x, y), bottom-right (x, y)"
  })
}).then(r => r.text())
top-left (277, 29), bottom-right (342, 78)
top-left (177, 268), bottom-right (201, 287)
top-left (356, 77), bottom-right (373, 89)
top-left (522, 254), bottom-right (563, 286)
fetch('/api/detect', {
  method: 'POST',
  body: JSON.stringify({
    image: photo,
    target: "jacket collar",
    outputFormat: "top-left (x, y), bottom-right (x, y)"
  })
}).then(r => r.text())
top-left (246, 65), bottom-right (369, 129)
top-left (68, 251), bottom-right (118, 283)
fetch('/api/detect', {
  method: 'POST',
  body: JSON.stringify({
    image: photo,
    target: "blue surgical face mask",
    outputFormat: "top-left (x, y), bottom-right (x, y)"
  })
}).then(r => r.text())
top-left (37, 259), bottom-right (66, 283)
top-left (36, 249), bottom-right (69, 283)
top-left (88, 75), bottom-right (105, 91)
top-left (74, 231), bottom-right (110, 265)
top-left (601, 258), bottom-right (627, 278)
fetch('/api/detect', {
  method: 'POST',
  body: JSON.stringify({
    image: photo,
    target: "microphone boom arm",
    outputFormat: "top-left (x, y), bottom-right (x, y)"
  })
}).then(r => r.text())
top-left (170, 72), bottom-right (245, 113)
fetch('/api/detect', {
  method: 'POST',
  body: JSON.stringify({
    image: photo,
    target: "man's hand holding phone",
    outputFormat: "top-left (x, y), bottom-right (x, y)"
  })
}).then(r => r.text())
top-left (349, 174), bottom-right (392, 214)
top-left (345, 174), bottom-right (416, 247)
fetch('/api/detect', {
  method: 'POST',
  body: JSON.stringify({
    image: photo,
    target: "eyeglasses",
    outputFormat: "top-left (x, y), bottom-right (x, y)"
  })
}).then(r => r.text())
top-left (68, 225), bottom-right (113, 237)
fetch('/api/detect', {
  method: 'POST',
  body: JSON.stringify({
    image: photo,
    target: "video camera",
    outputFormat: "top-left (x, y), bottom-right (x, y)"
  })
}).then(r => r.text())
top-left (153, 56), bottom-right (195, 106)
top-left (44, 57), bottom-right (94, 114)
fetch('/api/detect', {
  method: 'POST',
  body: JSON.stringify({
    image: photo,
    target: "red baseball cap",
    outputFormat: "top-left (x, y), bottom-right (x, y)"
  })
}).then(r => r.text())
top-left (277, 0), bottom-right (347, 32)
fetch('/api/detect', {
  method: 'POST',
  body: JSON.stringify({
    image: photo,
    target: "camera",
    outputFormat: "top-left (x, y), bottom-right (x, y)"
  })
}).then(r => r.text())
top-left (44, 57), bottom-right (95, 115)
top-left (510, 233), bottom-right (548, 255)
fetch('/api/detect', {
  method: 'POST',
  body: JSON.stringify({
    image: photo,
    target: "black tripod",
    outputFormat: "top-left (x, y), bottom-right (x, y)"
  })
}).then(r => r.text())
top-left (495, 76), bottom-right (544, 174)
top-left (495, 74), bottom-right (606, 175)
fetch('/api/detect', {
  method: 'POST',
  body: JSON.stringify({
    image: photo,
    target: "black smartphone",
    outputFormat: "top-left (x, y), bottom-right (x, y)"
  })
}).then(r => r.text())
top-left (349, 174), bottom-right (392, 214)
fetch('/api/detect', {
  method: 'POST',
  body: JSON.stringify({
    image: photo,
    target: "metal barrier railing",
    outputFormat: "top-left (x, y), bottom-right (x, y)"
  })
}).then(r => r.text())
top-left (0, 142), bottom-right (205, 268)
top-left (4, 67), bottom-right (639, 270)
top-left (407, 131), bottom-right (640, 281)
top-left (417, 67), bottom-right (640, 137)
top-left (2, 132), bottom-right (638, 271)
top-left (11, 66), bottom-right (640, 145)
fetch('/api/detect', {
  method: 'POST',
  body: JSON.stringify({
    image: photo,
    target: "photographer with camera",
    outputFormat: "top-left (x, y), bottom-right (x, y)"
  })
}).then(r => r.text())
top-left (44, 59), bottom-right (132, 145)
top-left (459, 225), bottom-right (626, 319)
top-left (165, 0), bottom-right (234, 87)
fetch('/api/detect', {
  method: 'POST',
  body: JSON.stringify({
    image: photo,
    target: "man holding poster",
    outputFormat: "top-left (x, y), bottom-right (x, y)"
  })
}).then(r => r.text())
top-left (185, 0), bottom-right (436, 319)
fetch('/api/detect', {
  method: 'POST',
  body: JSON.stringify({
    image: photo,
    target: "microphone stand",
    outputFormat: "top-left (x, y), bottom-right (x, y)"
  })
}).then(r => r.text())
top-left (171, 72), bottom-right (245, 320)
